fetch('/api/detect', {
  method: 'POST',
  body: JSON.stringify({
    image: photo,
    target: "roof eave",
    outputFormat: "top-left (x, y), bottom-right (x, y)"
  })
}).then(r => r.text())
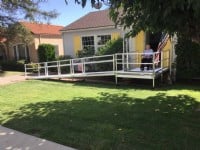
top-left (33, 33), bottom-right (62, 36)
top-left (60, 25), bottom-right (117, 33)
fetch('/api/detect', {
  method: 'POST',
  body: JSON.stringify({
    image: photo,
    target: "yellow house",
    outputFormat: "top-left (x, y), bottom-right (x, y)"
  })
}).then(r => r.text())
top-left (6, 22), bottom-right (64, 62)
top-left (61, 9), bottom-right (173, 61)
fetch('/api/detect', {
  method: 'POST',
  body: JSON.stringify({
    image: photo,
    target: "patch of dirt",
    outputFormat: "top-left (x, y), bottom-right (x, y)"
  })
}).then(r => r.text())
top-left (0, 75), bottom-right (25, 86)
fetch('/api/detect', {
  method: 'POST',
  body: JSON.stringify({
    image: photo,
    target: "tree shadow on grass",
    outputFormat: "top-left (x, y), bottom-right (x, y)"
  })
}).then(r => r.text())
top-left (44, 78), bottom-right (200, 91)
top-left (2, 93), bottom-right (200, 150)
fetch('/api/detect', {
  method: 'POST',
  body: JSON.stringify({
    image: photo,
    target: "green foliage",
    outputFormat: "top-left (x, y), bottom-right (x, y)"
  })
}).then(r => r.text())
top-left (56, 55), bottom-right (72, 60)
top-left (95, 38), bottom-right (123, 71)
top-left (72, 0), bottom-right (200, 42)
top-left (0, 0), bottom-right (57, 26)
top-left (175, 37), bottom-right (200, 79)
top-left (77, 47), bottom-right (95, 58)
top-left (1, 23), bottom-right (34, 47)
top-left (75, 0), bottom-right (200, 43)
top-left (96, 38), bottom-right (123, 55)
top-left (26, 63), bottom-right (39, 73)
top-left (109, 0), bottom-right (200, 43)
top-left (38, 44), bottom-right (56, 62)
top-left (0, 60), bottom-right (25, 71)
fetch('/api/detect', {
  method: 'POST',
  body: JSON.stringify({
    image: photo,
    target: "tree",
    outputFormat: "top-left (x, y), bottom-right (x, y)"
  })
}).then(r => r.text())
top-left (0, 0), bottom-right (57, 26)
top-left (73, 0), bottom-right (200, 43)
top-left (0, 0), bottom-right (58, 43)
top-left (0, 0), bottom-right (58, 61)
top-left (4, 23), bottom-right (33, 44)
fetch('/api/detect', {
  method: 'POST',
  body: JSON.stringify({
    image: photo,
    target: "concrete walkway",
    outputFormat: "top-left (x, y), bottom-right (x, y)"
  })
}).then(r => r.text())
top-left (0, 126), bottom-right (75, 150)
top-left (0, 75), bottom-right (25, 86)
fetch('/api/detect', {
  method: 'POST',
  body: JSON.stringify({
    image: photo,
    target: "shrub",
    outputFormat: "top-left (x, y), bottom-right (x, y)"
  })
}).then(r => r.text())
top-left (25, 63), bottom-right (39, 73)
top-left (175, 37), bottom-right (200, 79)
top-left (77, 47), bottom-right (95, 58)
top-left (96, 38), bottom-right (123, 55)
top-left (95, 38), bottom-right (123, 71)
top-left (38, 44), bottom-right (55, 62)
top-left (0, 60), bottom-right (25, 71)
top-left (56, 55), bottom-right (72, 60)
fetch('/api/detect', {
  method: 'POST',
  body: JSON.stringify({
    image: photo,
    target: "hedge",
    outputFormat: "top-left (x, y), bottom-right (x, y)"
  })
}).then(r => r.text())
top-left (38, 44), bottom-right (55, 62)
top-left (175, 37), bottom-right (200, 79)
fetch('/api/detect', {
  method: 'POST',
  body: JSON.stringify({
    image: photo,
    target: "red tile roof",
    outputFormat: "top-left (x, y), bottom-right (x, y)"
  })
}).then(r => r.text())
top-left (20, 22), bottom-right (64, 35)
top-left (62, 9), bottom-right (115, 31)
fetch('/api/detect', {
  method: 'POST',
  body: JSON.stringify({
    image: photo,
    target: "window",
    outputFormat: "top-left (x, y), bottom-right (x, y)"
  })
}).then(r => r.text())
top-left (13, 44), bottom-right (29, 61)
top-left (81, 35), bottom-right (111, 52)
top-left (97, 35), bottom-right (111, 46)
top-left (82, 36), bottom-right (95, 50)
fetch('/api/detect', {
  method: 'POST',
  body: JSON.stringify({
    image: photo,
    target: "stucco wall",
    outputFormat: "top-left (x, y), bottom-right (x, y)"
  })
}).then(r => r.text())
top-left (62, 28), bottom-right (127, 57)
top-left (34, 35), bottom-right (64, 54)
top-left (6, 34), bottom-right (64, 62)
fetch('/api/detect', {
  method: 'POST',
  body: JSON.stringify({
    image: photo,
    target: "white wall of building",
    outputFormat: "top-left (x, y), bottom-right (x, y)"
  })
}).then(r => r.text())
top-left (62, 27), bottom-right (133, 57)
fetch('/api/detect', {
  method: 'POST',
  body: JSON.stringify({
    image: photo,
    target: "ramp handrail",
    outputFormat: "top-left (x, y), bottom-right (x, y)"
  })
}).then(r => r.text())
top-left (25, 50), bottom-right (170, 81)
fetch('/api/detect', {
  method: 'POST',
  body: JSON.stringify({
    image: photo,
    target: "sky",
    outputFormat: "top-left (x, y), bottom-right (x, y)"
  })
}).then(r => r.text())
top-left (39, 0), bottom-right (108, 27)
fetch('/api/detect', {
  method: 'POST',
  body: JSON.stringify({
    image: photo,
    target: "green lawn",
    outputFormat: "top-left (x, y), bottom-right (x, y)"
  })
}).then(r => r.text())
top-left (0, 80), bottom-right (200, 150)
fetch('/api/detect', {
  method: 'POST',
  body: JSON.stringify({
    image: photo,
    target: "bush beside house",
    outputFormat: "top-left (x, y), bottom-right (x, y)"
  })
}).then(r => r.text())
top-left (77, 47), bottom-right (95, 58)
top-left (38, 44), bottom-right (56, 62)
top-left (0, 60), bottom-right (25, 71)
top-left (96, 38), bottom-right (123, 55)
top-left (175, 37), bottom-right (200, 79)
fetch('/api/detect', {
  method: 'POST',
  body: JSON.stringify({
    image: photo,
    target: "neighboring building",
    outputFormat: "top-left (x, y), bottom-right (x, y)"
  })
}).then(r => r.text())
top-left (6, 22), bottom-right (64, 62)
top-left (61, 9), bottom-right (173, 59)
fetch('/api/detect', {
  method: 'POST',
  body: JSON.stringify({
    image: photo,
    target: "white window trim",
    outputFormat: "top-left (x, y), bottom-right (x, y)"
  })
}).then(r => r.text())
top-left (81, 34), bottom-right (111, 53)
top-left (81, 35), bottom-right (95, 51)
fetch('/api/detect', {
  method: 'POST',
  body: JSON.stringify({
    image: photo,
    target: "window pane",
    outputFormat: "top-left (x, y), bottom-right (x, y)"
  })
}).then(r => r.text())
top-left (18, 44), bottom-right (26, 60)
top-left (13, 46), bottom-right (18, 60)
top-left (97, 35), bottom-right (111, 45)
top-left (82, 36), bottom-right (94, 50)
top-left (13, 44), bottom-right (29, 61)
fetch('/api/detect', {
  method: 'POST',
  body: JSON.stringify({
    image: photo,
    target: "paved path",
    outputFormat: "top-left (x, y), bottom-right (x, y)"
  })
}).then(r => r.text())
top-left (0, 125), bottom-right (75, 150)
top-left (0, 75), bottom-right (25, 86)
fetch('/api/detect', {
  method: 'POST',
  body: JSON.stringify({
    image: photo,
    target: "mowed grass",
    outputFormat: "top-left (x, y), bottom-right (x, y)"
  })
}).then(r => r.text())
top-left (0, 80), bottom-right (200, 150)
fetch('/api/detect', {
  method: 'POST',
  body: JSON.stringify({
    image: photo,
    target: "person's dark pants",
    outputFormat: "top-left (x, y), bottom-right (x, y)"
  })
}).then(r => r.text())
top-left (140, 58), bottom-right (152, 70)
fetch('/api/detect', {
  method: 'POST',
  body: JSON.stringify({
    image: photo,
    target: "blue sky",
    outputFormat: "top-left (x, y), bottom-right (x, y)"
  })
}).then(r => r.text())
top-left (39, 0), bottom-right (108, 27)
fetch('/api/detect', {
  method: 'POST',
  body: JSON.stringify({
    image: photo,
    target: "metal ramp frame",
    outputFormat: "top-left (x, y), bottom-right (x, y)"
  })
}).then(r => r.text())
top-left (25, 50), bottom-right (171, 88)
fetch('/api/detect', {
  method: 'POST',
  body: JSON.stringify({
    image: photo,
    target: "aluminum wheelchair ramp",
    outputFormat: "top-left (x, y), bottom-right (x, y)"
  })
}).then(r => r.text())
top-left (25, 50), bottom-right (171, 88)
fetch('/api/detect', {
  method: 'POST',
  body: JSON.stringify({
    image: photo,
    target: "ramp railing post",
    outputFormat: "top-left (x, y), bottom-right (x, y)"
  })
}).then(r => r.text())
top-left (161, 51), bottom-right (163, 69)
top-left (69, 59), bottom-right (72, 74)
top-left (38, 63), bottom-right (40, 76)
top-left (126, 53), bottom-right (129, 71)
top-left (45, 62), bottom-right (48, 76)
top-left (82, 58), bottom-right (85, 73)
top-left (161, 51), bottom-right (164, 83)
top-left (24, 64), bottom-right (27, 78)
top-left (115, 54), bottom-right (118, 85)
top-left (57, 61), bottom-right (61, 76)
top-left (113, 54), bottom-right (115, 72)
top-left (122, 53), bottom-right (125, 71)
top-left (152, 53), bottom-right (155, 88)
top-left (71, 59), bottom-right (74, 74)
top-left (169, 50), bottom-right (172, 76)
